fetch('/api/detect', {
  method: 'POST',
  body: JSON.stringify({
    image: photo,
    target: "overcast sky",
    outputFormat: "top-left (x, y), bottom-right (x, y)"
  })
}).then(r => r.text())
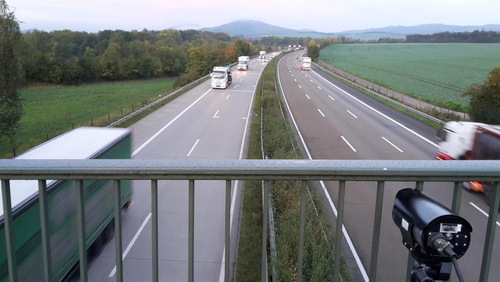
top-left (6, 0), bottom-right (500, 33)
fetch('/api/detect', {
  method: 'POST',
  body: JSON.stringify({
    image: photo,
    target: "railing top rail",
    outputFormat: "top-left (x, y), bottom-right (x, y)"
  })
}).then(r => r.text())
top-left (1, 159), bottom-right (500, 181)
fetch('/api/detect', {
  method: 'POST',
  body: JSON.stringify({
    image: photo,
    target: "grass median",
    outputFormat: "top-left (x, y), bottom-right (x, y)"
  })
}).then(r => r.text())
top-left (235, 55), bottom-right (352, 281)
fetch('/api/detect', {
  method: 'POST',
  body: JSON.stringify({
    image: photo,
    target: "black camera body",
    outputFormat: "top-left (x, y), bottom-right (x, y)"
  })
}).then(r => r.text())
top-left (392, 188), bottom-right (472, 264)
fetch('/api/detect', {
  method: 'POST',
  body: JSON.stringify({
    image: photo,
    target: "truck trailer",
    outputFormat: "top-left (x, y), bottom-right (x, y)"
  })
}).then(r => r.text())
top-left (0, 127), bottom-right (132, 281)
top-left (237, 56), bottom-right (250, 71)
top-left (259, 51), bottom-right (266, 59)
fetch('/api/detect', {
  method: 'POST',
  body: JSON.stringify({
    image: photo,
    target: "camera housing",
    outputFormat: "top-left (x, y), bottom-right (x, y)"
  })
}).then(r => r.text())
top-left (392, 188), bottom-right (472, 264)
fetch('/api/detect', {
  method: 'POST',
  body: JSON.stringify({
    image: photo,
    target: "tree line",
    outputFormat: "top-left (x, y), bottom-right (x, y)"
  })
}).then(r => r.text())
top-left (19, 28), bottom-right (267, 86)
top-left (406, 30), bottom-right (500, 43)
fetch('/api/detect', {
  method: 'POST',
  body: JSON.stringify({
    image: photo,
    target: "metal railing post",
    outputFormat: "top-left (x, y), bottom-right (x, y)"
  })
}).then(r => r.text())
top-left (297, 181), bottom-right (307, 281)
top-left (262, 180), bottom-right (269, 281)
top-left (225, 180), bottom-right (231, 282)
top-left (76, 180), bottom-right (88, 282)
top-left (333, 180), bottom-right (346, 282)
top-left (114, 180), bottom-right (123, 282)
top-left (189, 180), bottom-right (195, 282)
top-left (369, 181), bottom-right (385, 281)
top-left (1, 179), bottom-right (17, 282)
top-left (151, 180), bottom-right (159, 282)
top-left (38, 180), bottom-right (52, 282)
top-left (479, 182), bottom-right (500, 282)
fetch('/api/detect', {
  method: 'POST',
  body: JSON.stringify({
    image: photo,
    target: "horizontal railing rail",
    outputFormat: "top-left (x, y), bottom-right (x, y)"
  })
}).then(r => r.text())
top-left (1, 159), bottom-right (499, 282)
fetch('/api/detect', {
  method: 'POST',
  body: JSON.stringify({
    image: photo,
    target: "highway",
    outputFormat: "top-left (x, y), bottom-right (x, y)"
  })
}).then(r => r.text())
top-left (277, 51), bottom-right (500, 281)
top-left (87, 58), bottom-right (268, 281)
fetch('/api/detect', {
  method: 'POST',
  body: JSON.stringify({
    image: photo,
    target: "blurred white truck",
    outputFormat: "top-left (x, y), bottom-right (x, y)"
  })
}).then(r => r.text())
top-left (259, 50), bottom-right (266, 59)
top-left (237, 56), bottom-right (250, 71)
top-left (300, 57), bottom-right (312, 71)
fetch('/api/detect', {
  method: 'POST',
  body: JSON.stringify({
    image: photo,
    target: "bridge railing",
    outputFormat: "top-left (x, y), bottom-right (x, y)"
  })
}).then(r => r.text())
top-left (1, 159), bottom-right (499, 281)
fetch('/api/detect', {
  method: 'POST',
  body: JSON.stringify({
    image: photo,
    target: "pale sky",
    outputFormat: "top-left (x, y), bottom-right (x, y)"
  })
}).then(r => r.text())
top-left (6, 0), bottom-right (500, 33)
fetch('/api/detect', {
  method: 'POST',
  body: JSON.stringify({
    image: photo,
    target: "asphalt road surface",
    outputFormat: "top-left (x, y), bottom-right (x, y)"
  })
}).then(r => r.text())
top-left (86, 57), bottom-right (269, 281)
top-left (278, 51), bottom-right (500, 281)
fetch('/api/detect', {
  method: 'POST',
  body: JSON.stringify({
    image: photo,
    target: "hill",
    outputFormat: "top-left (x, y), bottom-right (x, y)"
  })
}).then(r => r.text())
top-left (201, 20), bottom-right (500, 40)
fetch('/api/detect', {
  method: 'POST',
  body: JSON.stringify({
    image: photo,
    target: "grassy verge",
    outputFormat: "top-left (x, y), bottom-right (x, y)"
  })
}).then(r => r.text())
top-left (236, 55), bottom-right (351, 281)
top-left (1, 78), bottom-right (177, 158)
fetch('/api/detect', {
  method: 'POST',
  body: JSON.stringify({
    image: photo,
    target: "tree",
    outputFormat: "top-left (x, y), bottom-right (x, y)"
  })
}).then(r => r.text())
top-left (463, 67), bottom-right (500, 123)
top-left (0, 0), bottom-right (23, 155)
top-left (307, 40), bottom-right (320, 62)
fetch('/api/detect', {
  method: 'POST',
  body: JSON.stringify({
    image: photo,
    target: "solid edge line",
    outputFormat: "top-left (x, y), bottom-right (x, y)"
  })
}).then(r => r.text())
top-left (109, 213), bottom-right (152, 277)
top-left (312, 69), bottom-right (439, 148)
top-left (132, 88), bottom-right (212, 157)
top-left (469, 202), bottom-right (500, 227)
top-left (277, 54), bottom-right (369, 281)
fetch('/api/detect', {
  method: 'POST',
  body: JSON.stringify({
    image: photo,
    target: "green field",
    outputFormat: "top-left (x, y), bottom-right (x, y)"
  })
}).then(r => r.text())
top-left (1, 78), bottom-right (176, 158)
top-left (319, 43), bottom-right (500, 110)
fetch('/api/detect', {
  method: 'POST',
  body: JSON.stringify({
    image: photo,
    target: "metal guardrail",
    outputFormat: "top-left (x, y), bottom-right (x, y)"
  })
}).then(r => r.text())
top-left (1, 159), bottom-right (499, 281)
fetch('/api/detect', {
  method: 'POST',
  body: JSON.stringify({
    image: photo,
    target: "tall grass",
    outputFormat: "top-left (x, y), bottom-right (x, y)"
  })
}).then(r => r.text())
top-left (236, 55), bottom-right (351, 281)
top-left (1, 78), bottom-right (176, 158)
top-left (320, 43), bottom-right (500, 111)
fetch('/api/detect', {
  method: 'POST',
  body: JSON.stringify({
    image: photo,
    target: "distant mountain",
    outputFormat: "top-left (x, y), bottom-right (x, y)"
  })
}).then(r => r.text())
top-left (340, 23), bottom-right (500, 35)
top-left (200, 20), bottom-right (500, 40)
top-left (201, 20), bottom-right (300, 37)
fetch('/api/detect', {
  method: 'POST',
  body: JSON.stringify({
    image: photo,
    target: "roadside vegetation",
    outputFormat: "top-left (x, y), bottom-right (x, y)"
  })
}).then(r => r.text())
top-left (0, 78), bottom-right (175, 157)
top-left (320, 43), bottom-right (500, 112)
top-left (236, 55), bottom-right (351, 281)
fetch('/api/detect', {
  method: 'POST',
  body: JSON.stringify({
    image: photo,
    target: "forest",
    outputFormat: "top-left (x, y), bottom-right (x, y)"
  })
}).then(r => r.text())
top-left (18, 29), bottom-right (334, 87)
top-left (405, 30), bottom-right (500, 43)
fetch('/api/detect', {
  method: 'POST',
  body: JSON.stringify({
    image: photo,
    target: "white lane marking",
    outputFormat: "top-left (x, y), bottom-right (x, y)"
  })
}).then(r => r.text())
top-left (277, 56), bottom-right (368, 281)
top-left (294, 78), bottom-right (297, 82)
top-left (132, 89), bottom-right (212, 157)
top-left (346, 110), bottom-right (358, 119)
top-left (213, 110), bottom-right (220, 118)
top-left (234, 85), bottom-right (240, 89)
top-left (317, 109), bottom-right (325, 117)
top-left (328, 95), bottom-right (335, 101)
top-left (317, 85), bottom-right (322, 90)
top-left (470, 202), bottom-right (500, 227)
top-left (305, 75), bottom-right (308, 78)
top-left (186, 139), bottom-right (200, 157)
top-left (239, 79), bottom-right (243, 82)
top-left (312, 69), bottom-right (438, 148)
top-left (226, 95), bottom-right (230, 100)
top-left (341, 136), bottom-right (357, 152)
top-left (381, 136), bottom-right (404, 152)
top-left (310, 79), bottom-right (314, 83)
top-left (109, 213), bottom-right (152, 277)
top-left (298, 85), bottom-right (302, 89)
top-left (305, 94), bottom-right (311, 99)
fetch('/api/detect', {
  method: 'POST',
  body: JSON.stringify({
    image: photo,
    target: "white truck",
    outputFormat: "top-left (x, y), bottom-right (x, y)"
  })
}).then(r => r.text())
top-left (300, 57), bottom-right (312, 71)
top-left (237, 56), bottom-right (250, 71)
top-left (463, 125), bottom-right (500, 195)
top-left (259, 50), bottom-right (266, 59)
top-left (211, 66), bottom-right (232, 89)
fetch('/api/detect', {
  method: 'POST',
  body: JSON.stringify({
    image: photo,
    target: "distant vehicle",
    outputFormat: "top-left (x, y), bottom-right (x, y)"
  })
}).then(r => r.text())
top-left (211, 66), bottom-right (232, 89)
top-left (237, 56), bottom-right (250, 71)
top-left (259, 50), bottom-right (266, 59)
top-left (300, 57), bottom-right (312, 71)
top-left (0, 127), bottom-right (132, 281)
